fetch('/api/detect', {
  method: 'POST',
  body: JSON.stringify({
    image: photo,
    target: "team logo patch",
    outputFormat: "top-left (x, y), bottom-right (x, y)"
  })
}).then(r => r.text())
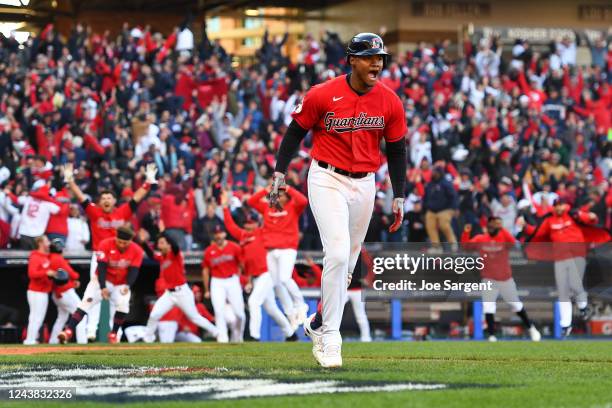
top-left (293, 103), bottom-right (302, 114)
top-left (324, 112), bottom-right (385, 133)
top-left (0, 365), bottom-right (455, 402)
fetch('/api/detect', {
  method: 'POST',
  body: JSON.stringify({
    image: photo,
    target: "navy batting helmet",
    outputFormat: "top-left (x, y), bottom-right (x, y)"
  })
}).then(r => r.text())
top-left (346, 33), bottom-right (389, 64)
top-left (53, 268), bottom-right (70, 285)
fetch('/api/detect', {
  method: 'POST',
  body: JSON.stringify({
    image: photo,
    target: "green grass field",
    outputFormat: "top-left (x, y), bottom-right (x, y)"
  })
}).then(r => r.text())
top-left (1, 341), bottom-right (611, 407)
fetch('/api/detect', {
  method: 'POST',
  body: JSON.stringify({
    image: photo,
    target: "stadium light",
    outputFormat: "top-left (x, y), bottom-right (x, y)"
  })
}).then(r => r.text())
top-left (0, 0), bottom-right (23, 6)
top-left (244, 9), bottom-right (259, 16)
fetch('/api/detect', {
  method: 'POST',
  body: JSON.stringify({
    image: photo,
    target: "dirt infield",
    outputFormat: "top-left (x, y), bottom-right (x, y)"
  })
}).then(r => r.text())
top-left (2, 345), bottom-right (164, 355)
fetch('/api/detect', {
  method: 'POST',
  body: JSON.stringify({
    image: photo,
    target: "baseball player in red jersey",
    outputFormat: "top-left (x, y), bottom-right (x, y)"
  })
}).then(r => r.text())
top-left (461, 217), bottom-right (541, 342)
top-left (58, 225), bottom-right (144, 344)
top-left (201, 226), bottom-right (246, 343)
top-left (247, 184), bottom-right (309, 329)
top-left (47, 239), bottom-right (87, 344)
top-left (520, 197), bottom-right (609, 336)
top-left (221, 194), bottom-right (296, 341)
top-left (23, 236), bottom-right (59, 344)
top-left (270, 33), bottom-right (407, 367)
top-left (63, 162), bottom-right (157, 340)
top-left (140, 230), bottom-right (219, 343)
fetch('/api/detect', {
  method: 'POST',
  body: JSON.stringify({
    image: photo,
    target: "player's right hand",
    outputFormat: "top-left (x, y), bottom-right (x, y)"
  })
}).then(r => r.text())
top-left (268, 172), bottom-right (286, 210)
top-left (63, 163), bottom-right (74, 184)
top-left (388, 198), bottom-right (404, 233)
top-left (464, 224), bottom-right (472, 233)
top-left (204, 291), bottom-right (211, 300)
top-left (101, 288), bottom-right (110, 300)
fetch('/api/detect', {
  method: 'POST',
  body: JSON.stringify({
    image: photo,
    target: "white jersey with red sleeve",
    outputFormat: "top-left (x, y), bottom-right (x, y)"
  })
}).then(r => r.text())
top-left (18, 196), bottom-right (60, 237)
top-left (292, 74), bottom-right (407, 173)
top-left (85, 201), bottom-right (133, 250)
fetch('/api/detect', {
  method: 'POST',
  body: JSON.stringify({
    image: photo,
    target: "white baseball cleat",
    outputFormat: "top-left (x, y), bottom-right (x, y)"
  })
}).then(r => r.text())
top-left (488, 335), bottom-right (498, 342)
top-left (529, 325), bottom-right (541, 342)
top-left (303, 313), bottom-right (323, 362)
top-left (319, 344), bottom-right (342, 368)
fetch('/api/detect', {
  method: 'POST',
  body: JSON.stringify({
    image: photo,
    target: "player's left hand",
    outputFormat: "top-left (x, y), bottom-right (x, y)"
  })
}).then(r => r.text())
top-left (268, 172), bottom-right (286, 210)
top-left (120, 286), bottom-right (129, 295)
top-left (244, 282), bottom-right (253, 294)
top-left (145, 163), bottom-right (158, 184)
top-left (74, 281), bottom-right (80, 289)
top-left (388, 198), bottom-right (404, 233)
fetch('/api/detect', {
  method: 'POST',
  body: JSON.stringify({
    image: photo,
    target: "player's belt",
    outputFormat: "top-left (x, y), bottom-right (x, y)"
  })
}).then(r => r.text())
top-left (317, 161), bottom-right (368, 179)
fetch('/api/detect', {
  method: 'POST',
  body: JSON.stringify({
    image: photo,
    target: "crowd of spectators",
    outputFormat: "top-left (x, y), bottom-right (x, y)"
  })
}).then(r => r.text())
top-left (0, 20), bottom-right (611, 253)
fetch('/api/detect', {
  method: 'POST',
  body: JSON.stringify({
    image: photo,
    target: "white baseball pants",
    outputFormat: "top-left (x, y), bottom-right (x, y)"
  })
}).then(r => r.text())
top-left (50, 289), bottom-right (87, 344)
top-left (267, 248), bottom-right (304, 317)
top-left (157, 321), bottom-right (178, 343)
top-left (86, 252), bottom-right (101, 338)
top-left (24, 290), bottom-right (49, 344)
top-left (307, 160), bottom-right (375, 347)
top-left (79, 279), bottom-right (131, 314)
top-left (248, 272), bottom-right (294, 339)
top-left (210, 275), bottom-right (245, 343)
top-left (481, 278), bottom-right (524, 315)
top-left (555, 256), bottom-right (587, 328)
top-left (145, 283), bottom-right (218, 341)
top-left (345, 290), bottom-right (372, 342)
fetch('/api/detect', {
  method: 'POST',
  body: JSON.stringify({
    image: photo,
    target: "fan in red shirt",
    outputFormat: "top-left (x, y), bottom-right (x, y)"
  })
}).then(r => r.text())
top-left (63, 162), bottom-right (157, 340)
top-left (47, 238), bottom-right (87, 344)
top-left (23, 235), bottom-right (59, 345)
top-left (520, 197), bottom-right (610, 336)
top-left (461, 217), bottom-right (541, 342)
top-left (221, 192), bottom-right (295, 341)
top-left (201, 225), bottom-right (245, 343)
top-left (58, 225), bottom-right (144, 344)
top-left (247, 185), bottom-right (309, 328)
top-left (140, 228), bottom-right (218, 343)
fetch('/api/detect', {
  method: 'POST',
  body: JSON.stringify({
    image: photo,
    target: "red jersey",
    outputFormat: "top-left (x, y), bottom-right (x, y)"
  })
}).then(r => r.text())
top-left (96, 238), bottom-right (144, 285)
top-left (524, 210), bottom-right (601, 260)
top-left (179, 303), bottom-right (215, 333)
top-left (202, 241), bottom-right (241, 279)
top-left (28, 250), bottom-right (53, 293)
top-left (160, 194), bottom-right (189, 231)
top-left (247, 187), bottom-right (307, 250)
top-left (46, 202), bottom-right (69, 236)
top-left (153, 249), bottom-right (187, 289)
top-left (461, 228), bottom-right (516, 281)
top-left (85, 201), bottom-right (133, 250)
top-left (223, 207), bottom-right (266, 277)
top-left (49, 253), bottom-right (80, 296)
top-left (292, 74), bottom-right (407, 172)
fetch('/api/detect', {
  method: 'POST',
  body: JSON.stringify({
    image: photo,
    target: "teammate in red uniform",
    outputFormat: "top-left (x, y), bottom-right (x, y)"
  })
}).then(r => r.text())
top-left (58, 225), bottom-right (144, 344)
top-left (63, 162), bottom-right (157, 340)
top-left (520, 198), bottom-right (610, 336)
top-left (221, 193), bottom-right (296, 341)
top-left (23, 235), bottom-right (58, 345)
top-left (247, 184), bottom-right (309, 329)
top-left (462, 217), bottom-right (541, 342)
top-left (140, 229), bottom-right (218, 342)
top-left (201, 226), bottom-right (246, 343)
top-left (48, 239), bottom-right (87, 344)
top-left (270, 33), bottom-right (407, 367)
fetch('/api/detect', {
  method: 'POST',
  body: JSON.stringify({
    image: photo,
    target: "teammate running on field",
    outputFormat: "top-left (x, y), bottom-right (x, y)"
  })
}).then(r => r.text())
top-left (62, 162), bottom-right (157, 341)
top-left (139, 228), bottom-right (219, 343)
top-left (270, 33), bottom-right (407, 367)
top-left (221, 191), bottom-right (297, 341)
top-left (58, 225), bottom-right (144, 344)
top-left (247, 180), bottom-right (309, 330)
top-left (48, 238), bottom-right (87, 344)
top-left (461, 216), bottom-right (541, 342)
top-left (201, 225), bottom-right (246, 343)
